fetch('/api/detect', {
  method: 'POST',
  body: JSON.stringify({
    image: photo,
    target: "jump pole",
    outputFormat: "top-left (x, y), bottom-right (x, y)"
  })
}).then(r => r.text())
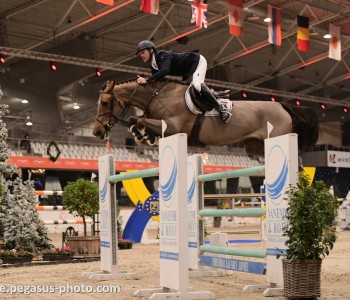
top-left (194, 133), bottom-right (298, 296)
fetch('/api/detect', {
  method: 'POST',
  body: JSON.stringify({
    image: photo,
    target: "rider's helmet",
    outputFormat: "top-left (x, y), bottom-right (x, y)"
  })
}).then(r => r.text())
top-left (135, 40), bottom-right (156, 55)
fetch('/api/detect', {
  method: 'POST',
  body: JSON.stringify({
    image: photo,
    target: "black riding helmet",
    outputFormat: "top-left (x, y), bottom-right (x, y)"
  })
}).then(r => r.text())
top-left (135, 40), bottom-right (156, 55)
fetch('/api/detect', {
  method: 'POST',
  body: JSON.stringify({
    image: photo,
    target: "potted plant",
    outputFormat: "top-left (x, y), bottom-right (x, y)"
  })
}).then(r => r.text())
top-left (41, 246), bottom-right (74, 261)
top-left (0, 247), bottom-right (34, 264)
top-left (62, 179), bottom-right (100, 257)
top-left (280, 172), bottom-right (338, 299)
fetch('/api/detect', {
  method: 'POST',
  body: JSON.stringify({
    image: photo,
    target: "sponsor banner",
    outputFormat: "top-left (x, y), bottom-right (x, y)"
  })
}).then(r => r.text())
top-left (265, 134), bottom-right (298, 285)
top-left (327, 151), bottom-right (350, 168)
top-left (8, 156), bottom-right (252, 173)
top-left (159, 134), bottom-right (188, 292)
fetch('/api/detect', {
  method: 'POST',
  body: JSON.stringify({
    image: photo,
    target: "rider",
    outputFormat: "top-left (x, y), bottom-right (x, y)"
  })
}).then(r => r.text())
top-left (135, 40), bottom-right (232, 124)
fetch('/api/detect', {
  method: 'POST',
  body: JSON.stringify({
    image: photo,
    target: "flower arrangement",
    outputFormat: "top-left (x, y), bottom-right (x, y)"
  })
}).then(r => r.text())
top-left (41, 246), bottom-right (74, 256)
top-left (0, 248), bottom-right (34, 258)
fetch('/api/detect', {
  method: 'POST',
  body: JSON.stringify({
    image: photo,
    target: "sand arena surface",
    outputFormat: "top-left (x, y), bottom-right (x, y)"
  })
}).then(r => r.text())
top-left (1, 229), bottom-right (350, 300)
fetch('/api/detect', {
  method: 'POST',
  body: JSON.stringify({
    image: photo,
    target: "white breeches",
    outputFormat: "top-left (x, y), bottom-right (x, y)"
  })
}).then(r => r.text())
top-left (192, 55), bottom-right (207, 92)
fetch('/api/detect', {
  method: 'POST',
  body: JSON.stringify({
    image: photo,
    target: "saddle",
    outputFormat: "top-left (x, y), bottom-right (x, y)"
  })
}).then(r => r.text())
top-left (185, 85), bottom-right (233, 116)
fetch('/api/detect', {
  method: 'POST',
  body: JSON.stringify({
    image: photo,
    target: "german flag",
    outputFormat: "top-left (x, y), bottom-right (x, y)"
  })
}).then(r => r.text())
top-left (297, 15), bottom-right (309, 52)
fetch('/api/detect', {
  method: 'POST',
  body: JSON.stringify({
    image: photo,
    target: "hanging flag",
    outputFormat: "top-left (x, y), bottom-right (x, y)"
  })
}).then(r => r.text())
top-left (96, 0), bottom-right (114, 5)
top-left (140, 0), bottom-right (159, 15)
top-left (268, 5), bottom-right (281, 46)
top-left (297, 15), bottom-right (309, 52)
top-left (228, 0), bottom-right (244, 36)
top-left (329, 23), bottom-right (341, 61)
top-left (191, 0), bottom-right (208, 29)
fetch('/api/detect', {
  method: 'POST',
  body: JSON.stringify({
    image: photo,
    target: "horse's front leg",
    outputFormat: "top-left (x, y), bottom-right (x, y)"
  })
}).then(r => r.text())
top-left (137, 117), bottom-right (180, 137)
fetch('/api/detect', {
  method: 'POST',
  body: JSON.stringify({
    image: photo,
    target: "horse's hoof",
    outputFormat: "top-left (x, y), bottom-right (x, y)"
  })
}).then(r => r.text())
top-left (130, 125), bottom-right (145, 143)
top-left (145, 135), bottom-right (158, 146)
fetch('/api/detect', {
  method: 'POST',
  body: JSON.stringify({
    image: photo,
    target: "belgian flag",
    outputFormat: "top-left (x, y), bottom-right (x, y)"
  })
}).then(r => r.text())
top-left (297, 15), bottom-right (309, 52)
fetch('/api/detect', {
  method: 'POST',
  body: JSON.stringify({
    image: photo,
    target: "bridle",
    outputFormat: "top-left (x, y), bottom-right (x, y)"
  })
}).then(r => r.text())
top-left (95, 80), bottom-right (168, 135)
top-left (95, 91), bottom-right (134, 134)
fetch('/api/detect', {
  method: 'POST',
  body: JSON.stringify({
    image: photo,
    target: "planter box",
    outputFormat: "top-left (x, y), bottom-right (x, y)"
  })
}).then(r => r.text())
top-left (1, 256), bottom-right (33, 264)
top-left (283, 259), bottom-right (322, 299)
top-left (42, 254), bottom-right (74, 262)
top-left (66, 236), bottom-right (100, 258)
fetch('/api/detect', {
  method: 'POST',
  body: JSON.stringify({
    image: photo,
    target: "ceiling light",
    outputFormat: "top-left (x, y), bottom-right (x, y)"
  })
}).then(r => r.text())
top-left (73, 103), bottom-right (80, 109)
top-left (323, 33), bottom-right (331, 39)
top-left (26, 121), bottom-right (33, 126)
top-left (343, 107), bottom-right (348, 113)
top-left (271, 97), bottom-right (276, 102)
top-left (295, 100), bottom-right (301, 106)
top-left (321, 104), bottom-right (326, 110)
top-left (50, 61), bottom-right (57, 71)
top-left (0, 56), bottom-right (5, 64)
top-left (21, 99), bottom-right (29, 104)
top-left (264, 17), bottom-right (271, 23)
top-left (95, 68), bottom-right (102, 77)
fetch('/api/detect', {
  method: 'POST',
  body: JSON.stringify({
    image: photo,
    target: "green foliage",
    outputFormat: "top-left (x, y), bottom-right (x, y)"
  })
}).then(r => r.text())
top-left (282, 172), bottom-right (338, 261)
top-left (62, 179), bottom-right (99, 236)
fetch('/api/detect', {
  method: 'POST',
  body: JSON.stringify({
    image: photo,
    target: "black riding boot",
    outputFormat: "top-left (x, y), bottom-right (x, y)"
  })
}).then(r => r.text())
top-left (200, 83), bottom-right (232, 124)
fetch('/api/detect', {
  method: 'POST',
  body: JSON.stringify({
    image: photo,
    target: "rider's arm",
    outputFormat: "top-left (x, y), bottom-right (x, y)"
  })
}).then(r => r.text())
top-left (147, 51), bottom-right (172, 84)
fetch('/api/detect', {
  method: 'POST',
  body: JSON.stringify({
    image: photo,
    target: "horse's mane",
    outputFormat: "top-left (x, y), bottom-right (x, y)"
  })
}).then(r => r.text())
top-left (114, 77), bottom-right (184, 87)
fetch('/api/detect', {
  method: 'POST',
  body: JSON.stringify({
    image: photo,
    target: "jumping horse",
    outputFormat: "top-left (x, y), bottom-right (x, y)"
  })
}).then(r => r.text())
top-left (93, 79), bottom-right (319, 156)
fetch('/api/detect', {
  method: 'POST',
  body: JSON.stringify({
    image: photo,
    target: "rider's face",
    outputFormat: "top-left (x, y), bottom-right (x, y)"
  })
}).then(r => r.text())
top-left (138, 49), bottom-right (151, 63)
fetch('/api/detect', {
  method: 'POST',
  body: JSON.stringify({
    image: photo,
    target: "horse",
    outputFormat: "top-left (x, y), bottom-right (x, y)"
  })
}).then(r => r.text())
top-left (93, 79), bottom-right (319, 156)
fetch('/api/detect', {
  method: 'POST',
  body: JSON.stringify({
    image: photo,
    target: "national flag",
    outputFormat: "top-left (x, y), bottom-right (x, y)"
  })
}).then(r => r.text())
top-left (140, 0), bottom-right (159, 15)
top-left (268, 5), bottom-right (281, 46)
top-left (191, 0), bottom-right (208, 29)
top-left (329, 23), bottom-right (341, 61)
top-left (96, 0), bottom-right (114, 5)
top-left (297, 15), bottom-right (309, 52)
top-left (228, 0), bottom-right (244, 37)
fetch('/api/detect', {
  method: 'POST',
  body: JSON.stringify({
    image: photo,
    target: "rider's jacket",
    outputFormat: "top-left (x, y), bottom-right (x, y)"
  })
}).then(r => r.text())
top-left (147, 50), bottom-right (200, 84)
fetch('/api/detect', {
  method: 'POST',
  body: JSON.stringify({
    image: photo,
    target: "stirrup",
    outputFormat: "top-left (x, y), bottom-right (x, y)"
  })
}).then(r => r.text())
top-left (219, 107), bottom-right (232, 124)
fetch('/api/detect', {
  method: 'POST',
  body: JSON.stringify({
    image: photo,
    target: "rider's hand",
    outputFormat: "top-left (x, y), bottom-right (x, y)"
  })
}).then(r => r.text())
top-left (137, 75), bottom-right (147, 85)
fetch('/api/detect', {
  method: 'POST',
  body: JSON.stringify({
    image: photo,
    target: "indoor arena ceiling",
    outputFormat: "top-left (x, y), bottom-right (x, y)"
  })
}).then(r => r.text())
top-left (0, 0), bottom-right (350, 136)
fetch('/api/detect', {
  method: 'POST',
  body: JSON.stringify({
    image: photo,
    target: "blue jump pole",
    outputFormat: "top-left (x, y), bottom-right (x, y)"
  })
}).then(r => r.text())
top-left (199, 245), bottom-right (267, 259)
top-left (198, 166), bottom-right (265, 182)
top-left (199, 208), bottom-right (265, 217)
top-left (109, 168), bottom-right (159, 183)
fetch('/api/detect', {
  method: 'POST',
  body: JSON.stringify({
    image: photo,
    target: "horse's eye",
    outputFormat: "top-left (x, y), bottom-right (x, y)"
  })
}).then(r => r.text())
top-left (101, 101), bottom-right (108, 107)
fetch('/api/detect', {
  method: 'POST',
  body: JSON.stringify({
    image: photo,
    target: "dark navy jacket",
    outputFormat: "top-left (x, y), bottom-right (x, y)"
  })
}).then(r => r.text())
top-left (147, 50), bottom-right (200, 84)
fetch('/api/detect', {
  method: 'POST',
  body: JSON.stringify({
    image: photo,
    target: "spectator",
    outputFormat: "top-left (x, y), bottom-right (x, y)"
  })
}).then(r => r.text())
top-left (20, 133), bottom-right (31, 154)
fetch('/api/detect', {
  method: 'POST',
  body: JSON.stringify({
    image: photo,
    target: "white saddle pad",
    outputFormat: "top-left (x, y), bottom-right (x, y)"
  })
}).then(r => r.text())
top-left (185, 86), bottom-right (233, 116)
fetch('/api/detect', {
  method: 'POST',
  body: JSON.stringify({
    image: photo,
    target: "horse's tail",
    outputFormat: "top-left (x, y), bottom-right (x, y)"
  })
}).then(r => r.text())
top-left (280, 102), bottom-right (319, 152)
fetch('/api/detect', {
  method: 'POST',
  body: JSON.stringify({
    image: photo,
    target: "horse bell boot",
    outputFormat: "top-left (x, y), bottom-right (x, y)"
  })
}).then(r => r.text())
top-left (200, 84), bottom-right (232, 124)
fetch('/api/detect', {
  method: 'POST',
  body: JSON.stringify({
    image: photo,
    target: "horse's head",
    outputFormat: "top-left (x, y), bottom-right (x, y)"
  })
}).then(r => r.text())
top-left (93, 79), bottom-right (126, 140)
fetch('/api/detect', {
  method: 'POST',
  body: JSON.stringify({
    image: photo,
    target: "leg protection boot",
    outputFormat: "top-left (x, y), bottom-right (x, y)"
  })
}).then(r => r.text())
top-left (200, 83), bottom-right (232, 124)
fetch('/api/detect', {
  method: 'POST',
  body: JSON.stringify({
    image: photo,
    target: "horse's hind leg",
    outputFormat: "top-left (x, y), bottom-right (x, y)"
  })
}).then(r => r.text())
top-left (243, 139), bottom-right (264, 157)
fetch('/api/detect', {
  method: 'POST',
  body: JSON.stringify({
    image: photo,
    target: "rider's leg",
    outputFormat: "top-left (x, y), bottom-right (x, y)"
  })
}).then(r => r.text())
top-left (192, 56), bottom-right (231, 124)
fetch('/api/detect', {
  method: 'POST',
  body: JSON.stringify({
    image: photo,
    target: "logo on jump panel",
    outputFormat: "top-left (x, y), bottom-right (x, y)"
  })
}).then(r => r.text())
top-left (266, 145), bottom-right (289, 205)
top-left (187, 162), bottom-right (196, 208)
top-left (99, 160), bottom-right (108, 203)
top-left (160, 146), bottom-right (177, 207)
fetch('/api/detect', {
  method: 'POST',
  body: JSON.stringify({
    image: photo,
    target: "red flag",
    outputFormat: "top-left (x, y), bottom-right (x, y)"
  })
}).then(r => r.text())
top-left (268, 5), bottom-right (281, 46)
top-left (96, 0), bottom-right (114, 5)
top-left (228, 0), bottom-right (244, 37)
top-left (329, 23), bottom-right (341, 61)
top-left (297, 15), bottom-right (309, 52)
top-left (191, 0), bottom-right (208, 29)
top-left (140, 0), bottom-right (159, 15)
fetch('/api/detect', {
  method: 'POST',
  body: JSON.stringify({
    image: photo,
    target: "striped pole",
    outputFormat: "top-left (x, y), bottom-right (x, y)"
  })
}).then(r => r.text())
top-left (35, 206), bottom-right (65, 211)
top-left (35, 191), bottom-right (63, 196)
top-left (40, 219), bottom-right (93, 225)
